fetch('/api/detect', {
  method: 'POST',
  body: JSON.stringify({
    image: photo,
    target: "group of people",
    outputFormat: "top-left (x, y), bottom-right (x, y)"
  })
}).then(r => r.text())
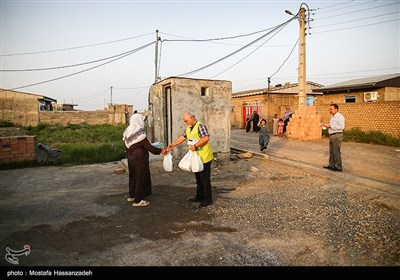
top-left (122, 103), bottom-right (345, 208)
top-left (247, 107), bottom-right (293, 138)
top-left (123, 112), bottom-right (213, 208)
top-left (245, 111), bottom-right (260, 133)
top-left (271, 107), bottom-right (293, 137)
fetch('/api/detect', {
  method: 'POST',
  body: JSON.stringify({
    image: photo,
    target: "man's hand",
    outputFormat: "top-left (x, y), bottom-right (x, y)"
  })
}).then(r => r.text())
top-left (189, 145), bottom-right (196, 151)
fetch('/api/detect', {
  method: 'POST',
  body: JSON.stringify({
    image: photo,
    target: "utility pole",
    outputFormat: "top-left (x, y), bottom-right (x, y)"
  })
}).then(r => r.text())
top-left (155, 30), bottom-right (159, 84)
top-left (110, 86), bottom-right (113, 106)
top-left (298, 7), bottom-right (306, 109)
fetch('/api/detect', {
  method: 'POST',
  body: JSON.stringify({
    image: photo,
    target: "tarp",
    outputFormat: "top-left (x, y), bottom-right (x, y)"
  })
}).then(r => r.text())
top-left (35, 142), bottom-right (61, 163)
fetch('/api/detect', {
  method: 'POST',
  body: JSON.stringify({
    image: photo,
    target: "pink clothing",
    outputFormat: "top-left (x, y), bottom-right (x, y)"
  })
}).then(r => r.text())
top-left (278, 121), bottom-right (284, 136)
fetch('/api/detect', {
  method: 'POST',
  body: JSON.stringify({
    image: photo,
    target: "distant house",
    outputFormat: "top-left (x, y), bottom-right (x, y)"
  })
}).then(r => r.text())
top-left (53, 103), bottom-right (79, 111)
top-left (312, 73), bottom-right (400, 138)
top-left (0, 89), bottom-right (134, 127)
top-left (0, 89), bottom-right (57, 126)
top-left (312, 73), bottom-right (400, 103)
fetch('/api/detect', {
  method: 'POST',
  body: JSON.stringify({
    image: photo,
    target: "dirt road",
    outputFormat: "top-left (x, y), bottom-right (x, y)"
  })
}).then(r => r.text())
top-left (1, 130), bottom-right (399, 268)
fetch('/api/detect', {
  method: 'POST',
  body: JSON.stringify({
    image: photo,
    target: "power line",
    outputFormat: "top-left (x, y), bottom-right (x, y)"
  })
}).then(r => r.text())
top-left (113, 86), bottom-right (150, 90)
top-left (210, 21), bottom-right (293, 79)
top-left (315, 2), bottom-right (398, 21)
top-left (77, 88), bottom-right (110, 104)
top-left (316, 0), bottom-right (354, 11)
top-left (313, 11), bottom-right (399, 29)
top-left (175, 16), bottom-right (297, 78)
top-left (161, 25), bottom-right (277, 42)
top-left (269, 38), bottom-right (299, 79)
top-left (312, 18), bottom-right (399, 34)
top-left (1, 47), bottom-right (153, 72)
top-left (0, 32), bottom-right (154, 57)
top-left (316, 0), bottom-right (376, 14)
top-left (8, 41), bottom-right (155, 91)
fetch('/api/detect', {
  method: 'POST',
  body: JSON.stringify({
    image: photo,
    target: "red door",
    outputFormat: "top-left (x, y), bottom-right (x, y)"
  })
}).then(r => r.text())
top-left (243, 105), bottom-right (262, 128)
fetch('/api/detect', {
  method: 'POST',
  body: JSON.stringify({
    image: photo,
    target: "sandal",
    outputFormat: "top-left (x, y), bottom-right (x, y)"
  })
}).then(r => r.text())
top-left (132, 200), bottom-right (150, 207)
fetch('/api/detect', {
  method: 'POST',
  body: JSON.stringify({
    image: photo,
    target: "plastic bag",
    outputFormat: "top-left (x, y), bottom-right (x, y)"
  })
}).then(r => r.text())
top-left (191, 151), bottom-right (204, 172)
top-left (178, 151), bottom-right (192, 172)
top-left (163, 152), bottom-right (173, 172)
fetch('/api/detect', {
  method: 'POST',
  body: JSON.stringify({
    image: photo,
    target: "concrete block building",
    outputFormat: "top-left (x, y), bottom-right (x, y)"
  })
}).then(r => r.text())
top-left (148, 77), bottom-right (232, 161)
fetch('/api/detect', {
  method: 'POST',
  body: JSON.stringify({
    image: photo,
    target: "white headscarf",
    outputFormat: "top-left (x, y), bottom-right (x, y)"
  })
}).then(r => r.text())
top-left (122, 114), bottom-right (147, 149)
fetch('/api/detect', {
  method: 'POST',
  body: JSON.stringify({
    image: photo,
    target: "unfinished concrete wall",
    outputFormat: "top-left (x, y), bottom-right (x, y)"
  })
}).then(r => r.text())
top-left (149, 77), bottom-right (231, 161)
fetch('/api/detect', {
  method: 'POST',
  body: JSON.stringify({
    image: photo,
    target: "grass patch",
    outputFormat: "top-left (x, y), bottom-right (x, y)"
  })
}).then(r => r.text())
top-left (1, 123), bottom-right (127, 169)
top-left (0, 120), bottom-right (15, 127)
top-left (322, 127), bottom-right (400, 147)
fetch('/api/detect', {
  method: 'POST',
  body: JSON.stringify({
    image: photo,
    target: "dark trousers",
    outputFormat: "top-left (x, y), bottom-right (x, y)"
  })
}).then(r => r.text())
top-left (329, 133), bottom-right (343, 169)
top-left (194, 161), bottom-right (212, 203)
top-left (283, 120), bottom-right (289, 133)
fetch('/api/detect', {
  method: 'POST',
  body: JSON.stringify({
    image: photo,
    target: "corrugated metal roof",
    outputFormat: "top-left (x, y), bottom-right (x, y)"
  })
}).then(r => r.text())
top-left (313, 73), bottom-right (400, 93)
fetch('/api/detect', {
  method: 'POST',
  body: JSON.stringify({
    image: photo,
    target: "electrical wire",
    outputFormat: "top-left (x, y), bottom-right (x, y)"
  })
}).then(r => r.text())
top-left (160, 25), bottom-right (277, 42)
top-left (210, 21), bottom-right (293, 79)
top-left (77, 88), bottom-right (110, 104)
top-left (315, 2), bottom-right (398, 21)
top-left (7, 41), bottom-right (155, 91)
top-left (1, 47), bottom-right (153, 72)
top-left (312, 18), bottom-right (399, 34)
top-left (316, 0), bottom-right (376, 14)
top-left (175, 16), bottom-right (297, 78)
top-left (316, 0), bottom-right (354, 11)
top-left (269, 38), bottom-right (299, 79)
top-left (313, 11), bottom-right (399, 29)
top-left (0, 32), bottom-right (154, 57)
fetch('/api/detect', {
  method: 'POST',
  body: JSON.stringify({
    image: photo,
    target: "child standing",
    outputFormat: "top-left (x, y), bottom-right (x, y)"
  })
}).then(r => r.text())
top-left (278, 118), bottom-right (284, 137)
top-left (272, 114), bottom-right (279, 136)
top-left (245, 114), bottom-right (252, 133)
top-left (258, 119), bottom-right (270, 153)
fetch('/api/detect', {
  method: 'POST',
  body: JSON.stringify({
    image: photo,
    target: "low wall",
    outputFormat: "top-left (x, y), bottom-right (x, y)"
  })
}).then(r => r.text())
top-left (39, 111), bottom-right (109, 125)
top-left (0, 136), bottom-right (36, 164)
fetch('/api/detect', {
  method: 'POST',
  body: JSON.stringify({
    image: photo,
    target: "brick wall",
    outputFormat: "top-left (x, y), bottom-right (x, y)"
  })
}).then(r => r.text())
top-left (318, 101), bottom-right (400, 138)
top-left (233, 97), bottom-right (400, 138)
top-left (0, 136), bottom-right (36, 164)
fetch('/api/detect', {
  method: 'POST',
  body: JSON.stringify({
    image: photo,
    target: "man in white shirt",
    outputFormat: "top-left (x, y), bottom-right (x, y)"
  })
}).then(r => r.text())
top-left (320, 103), bottom-right (345, 172)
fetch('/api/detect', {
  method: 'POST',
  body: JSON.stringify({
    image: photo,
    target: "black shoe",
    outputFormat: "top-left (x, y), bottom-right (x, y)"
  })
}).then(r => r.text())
top-left (188, 197), bottom-right (203, 203)
top-left (198, 201), bottom-right (213, 208)
top-left (331, 167), bottom-right (342, 172)
top-left (323, 165), bottom-right (334, 170)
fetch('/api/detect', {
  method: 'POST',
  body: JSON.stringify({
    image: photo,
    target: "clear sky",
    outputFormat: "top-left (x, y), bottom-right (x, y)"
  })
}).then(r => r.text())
top-left (1, 0), bottom-right (399, 111)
